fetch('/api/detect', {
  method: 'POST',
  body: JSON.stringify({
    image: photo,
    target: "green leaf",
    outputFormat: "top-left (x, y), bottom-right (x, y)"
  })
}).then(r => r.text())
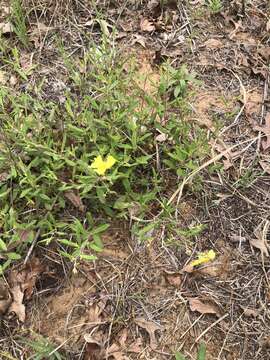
top-left (197, 343), bottom-right (206, 360)
top-left (138, 223), bottom-right (155, 236)
top-left (59, 239), bottom-right (79, 248)
top-left (0, 238), bottom-right (7, 251)
top-left (96, 187), bottom-right (106, 203)
top-left (79, 254), bottom-right (97, 261)
top-left (90, 223), bottom-right (109, 235)
top-left (19, 188), bottom-right (32, 198)
top-left (98, 19), bottom-right (110, 37)
top-left (7, 252), bottom-right (21, 260)
top-left (89, 243), bottom-right (103, 252)
top-left (174, 86), bottom-right (182, 99)
top-left (0, 188), bottom-right (11, 199)
top-left (175, 351), bottom-right (186, 360)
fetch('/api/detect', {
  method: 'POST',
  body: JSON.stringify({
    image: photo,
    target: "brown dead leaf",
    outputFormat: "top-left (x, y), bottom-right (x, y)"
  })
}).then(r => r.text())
top-left (84, 335), bottom-right (103, 360)
top-left (258, 46), bottom-right (270, 61)
top-left (65, 190), bottom-right (85, 212)
top-left (196, 256), bottom-right (230, 279)
top-left (118, 20), bottom-right (133, 32)
top-left (127, 339), bottom-right (143, 353)
top-left (242, 307), bottom-right (260, 318)
top-left (183, 255), bottom-right (230, 278)
top-left (87, 302), bottom-right (105, 324)
top-left (0, 280), bottom-right (11, 315)
top-left (8, 285), bottom-right (25, 322)
top-left (249, 221), bottom-right (270, 257)
top-left (164, 272), bottom-right (182, 288)
top-left (204, 38), bottom-right (223, 49)
top-left (107, 344), bottom-right (128, 360)
top-left (135, 318), bottom-right (161, 349)
top-left (84, 333), bottom-right (129, 360)
top-left (210, 140), bottom-right (242, 170)
top-left (237, 53), bottom-right (249, 68)
top-left (23, 257), bottom-right (44, 299)
top-left (7, 257), bottom-right (44, 321)
top-left (131, 34), bottom-right (146, 48)
top-left (188, 298), bottom-right (220, 316)
top-left (245, 90), bottom-right (262, 118)
top-left (0, 22), bottom-right (13, 34)
top-left (182, 263), bottom-right (194, 273)
top-left (253, 113), bottom-right (270, 151)
top-left (140, 18), bottom-right (155, 32)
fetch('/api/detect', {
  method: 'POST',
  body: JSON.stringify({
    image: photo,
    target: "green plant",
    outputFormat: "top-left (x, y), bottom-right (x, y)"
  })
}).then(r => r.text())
top-left (4, 47), bottom-right (35, 80)
top-left (10, 0), bottom-right (29, 48)
top-left (20, 334), bottom-right (64, 360)
top-left (0, 39), bottom-right (209, 271)
top-left (206, 0), bottom-right (222, 13)
top-left (175, 343), bottom-right (206, 360)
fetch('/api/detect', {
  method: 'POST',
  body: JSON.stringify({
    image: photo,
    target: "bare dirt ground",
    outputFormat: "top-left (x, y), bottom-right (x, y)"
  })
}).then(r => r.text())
top-left (1, 1), bottom-right (270, 359)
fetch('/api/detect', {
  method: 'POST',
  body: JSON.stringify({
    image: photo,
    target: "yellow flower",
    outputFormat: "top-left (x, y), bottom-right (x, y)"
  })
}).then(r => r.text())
top-left (191, 249), bottom-right (216, 267)
top-left (90, 155), bottom-right (116, 176)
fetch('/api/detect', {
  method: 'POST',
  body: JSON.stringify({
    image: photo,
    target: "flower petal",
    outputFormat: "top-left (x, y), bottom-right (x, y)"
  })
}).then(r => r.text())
top-left (90, 155), bottom-right (116, 176)
top-left (190, 249), bottom-right (216, 267)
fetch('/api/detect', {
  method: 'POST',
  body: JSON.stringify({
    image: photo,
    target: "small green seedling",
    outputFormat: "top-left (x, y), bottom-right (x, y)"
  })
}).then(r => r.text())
top-left (207, 0), bottom-right (222, 13)
top-left (10, 0), bottom-right (29, 48)
top-left (175, 343), bottom-right (206, 360)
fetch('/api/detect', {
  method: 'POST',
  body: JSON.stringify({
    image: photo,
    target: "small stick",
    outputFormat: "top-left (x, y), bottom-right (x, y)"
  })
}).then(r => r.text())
top-left (257, 71), bottom-right (269, 151)
top-left (195, 313), bottom-right (229, 343)
top-left (23, 229), bottom-right (41, 265)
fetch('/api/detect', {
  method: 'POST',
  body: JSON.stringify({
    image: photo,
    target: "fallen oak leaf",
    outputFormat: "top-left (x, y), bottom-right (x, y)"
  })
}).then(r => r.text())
top-left (135, 318), bottom-right (162, 349)
top-left (8, 285), bottom-right (25, 322)
top-left (7, 257), bottom-right (44, 321)
top-left (188, 298), bottom-right (220, 316)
